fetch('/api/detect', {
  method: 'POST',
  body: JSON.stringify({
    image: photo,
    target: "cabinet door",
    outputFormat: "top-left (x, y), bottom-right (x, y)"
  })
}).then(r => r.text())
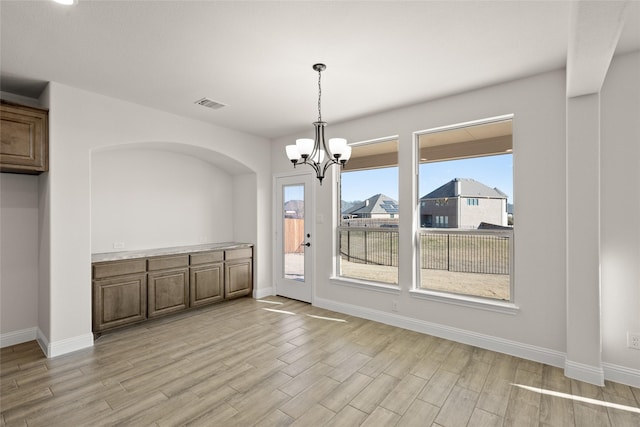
top-left (225, 258), bottom-right (253, 299)
top-left (0, 102), bottom-right (48, 174)
top-left (93, 273), bottom-right (147, 332)
top-left (190, 263), bottom-right (224, 307)
top-left (148, 268), bottom-right (189, 317)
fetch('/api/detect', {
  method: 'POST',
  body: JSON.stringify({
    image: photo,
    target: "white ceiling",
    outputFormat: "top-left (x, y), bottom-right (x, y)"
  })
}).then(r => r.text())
top-left (1, 1), bottom-right (639, 139)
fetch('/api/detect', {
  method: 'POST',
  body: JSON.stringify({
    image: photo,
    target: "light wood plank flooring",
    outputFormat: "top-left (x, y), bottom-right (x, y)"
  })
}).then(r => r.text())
top-left (2, 297), bottom-right (639, 426)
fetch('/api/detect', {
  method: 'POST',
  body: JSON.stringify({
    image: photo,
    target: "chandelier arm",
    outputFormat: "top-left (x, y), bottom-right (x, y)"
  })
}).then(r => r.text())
top-left (321, 157), bottom-right (339, 178)
top-left (310, 121), bottom-right (324, 160)
top-left (308, 158), bottom-right (322, 180)
top-left (320, 122), bottom-right (332, 158)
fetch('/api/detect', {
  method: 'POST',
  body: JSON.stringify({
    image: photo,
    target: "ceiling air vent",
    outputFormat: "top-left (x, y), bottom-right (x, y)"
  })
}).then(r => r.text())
top-left (194, 97), bottom-right (226, 110)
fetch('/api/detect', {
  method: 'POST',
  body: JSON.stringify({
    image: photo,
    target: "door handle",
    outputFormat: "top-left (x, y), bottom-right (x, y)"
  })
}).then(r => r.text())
top-left (300, 242), bottom-right (311, 247)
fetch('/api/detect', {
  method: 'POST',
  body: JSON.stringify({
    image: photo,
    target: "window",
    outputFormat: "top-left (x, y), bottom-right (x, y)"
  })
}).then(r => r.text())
top-left (435, 215), bottom-right (449, 227)
top-left (416, 116), bottom-right (513, 301)
top-left (339, 138), bottom-right (398, 285)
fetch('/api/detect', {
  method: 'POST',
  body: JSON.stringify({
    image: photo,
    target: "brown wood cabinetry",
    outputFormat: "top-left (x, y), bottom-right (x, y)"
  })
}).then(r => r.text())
top-left (92, 260), bottom-right (147, 332)
top-left (92, 245), bottom-right (253, 334)
top-left (0, 101), bottom-right (48, 174)
top-left (225, 248), bottom-right (253, 299)
top-left (147, 255), bottom-right (189, 318)
top-left (190, 251), bottom-right (224, 307)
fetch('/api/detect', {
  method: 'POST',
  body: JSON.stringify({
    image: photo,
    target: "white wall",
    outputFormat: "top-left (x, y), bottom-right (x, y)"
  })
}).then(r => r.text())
top-left (232, 172), bottom-right (260, 293)
top-left (0, 92), bottom-right (48, 346)
top-left (273, 69), bottom-right (568, 352)
top-left (0, 174), bottom-right (39, 337)
top-left (34, 82), bottom-right (271, 355)
top-left (272, 55), bottom-right (640, 386)
top-left (600, 51), bottom-right (640, 371)
top-left (1, 55), bottom-right (635, 383)
top-left (91, 148), bottom-right (235, 253)
top-left (566, 92), bottom-right (602, 382)
top-left (38, 86), bottom-right (51, 344)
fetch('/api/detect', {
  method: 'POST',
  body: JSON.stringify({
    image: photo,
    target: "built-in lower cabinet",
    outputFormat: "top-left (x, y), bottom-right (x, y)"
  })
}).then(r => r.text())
top-left (147, 255), bottom-right (189, 318)
top-left (92, 259), bottom-right (147, 333)
top-left (190, 251), bottom-right (224, 307)
top-left (225, 248), bottom-right (253, 299)
top-left (147, 269), bottom-right (189, 317)
top-left (92, 245), bottom-right (252, 334)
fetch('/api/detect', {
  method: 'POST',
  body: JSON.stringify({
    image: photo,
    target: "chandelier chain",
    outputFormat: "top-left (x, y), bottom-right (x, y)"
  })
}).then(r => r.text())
top-left (317, 68), bottom-right (322, 122)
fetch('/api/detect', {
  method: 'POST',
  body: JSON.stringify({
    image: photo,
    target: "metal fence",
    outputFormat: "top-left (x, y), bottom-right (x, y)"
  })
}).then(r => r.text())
top-left (341, 218), bottom-right (399, 228)
top-left (339, 228), bottom-right (399, 267)
top-left (419, 229), bottom-right (511, 275)
top-left (339, 227), bottom-right (512, 275)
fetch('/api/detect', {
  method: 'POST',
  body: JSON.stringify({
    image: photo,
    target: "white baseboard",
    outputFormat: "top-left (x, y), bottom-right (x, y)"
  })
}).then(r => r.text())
top-left (48, 333), bottom-right (94, 358)
top-left (602, 362), bottom-right (640, 388)
top-left (36, 328), bottom-right (49, 356)
top-left (565, 359), bottom-right (605, 386)
top-left (35, 330), bottom-right (93, 358)
top-left (255, 286), bottom-right (275, 299)
top-left (314, 296), bottom-right (566, 370)
top-left (0, 327), bottom-right (38, 348)
top-left (314, 298), bottom-right (640, 387)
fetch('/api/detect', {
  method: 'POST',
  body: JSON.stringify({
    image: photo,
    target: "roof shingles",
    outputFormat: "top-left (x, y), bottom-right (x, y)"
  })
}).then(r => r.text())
top-left (421, 178), bottom-right (507, 199)
top-left (343, 194), bottom-right (399, 215)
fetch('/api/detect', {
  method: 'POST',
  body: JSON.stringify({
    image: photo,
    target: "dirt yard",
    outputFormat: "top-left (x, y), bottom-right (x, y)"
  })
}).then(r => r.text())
top-left (340, 260), bottom-right (510, 301)
top-left (285, 254), bottom-right (510, 301)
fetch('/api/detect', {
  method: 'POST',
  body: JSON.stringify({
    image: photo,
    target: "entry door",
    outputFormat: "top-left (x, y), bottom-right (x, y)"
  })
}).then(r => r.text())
top-left (275, 173), bottom-right (314, 303)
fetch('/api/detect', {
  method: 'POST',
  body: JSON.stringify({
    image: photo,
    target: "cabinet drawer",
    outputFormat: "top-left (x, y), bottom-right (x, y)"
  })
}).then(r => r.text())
top-left (190, 251), bottom-right (224, 265)
top-left (225, 248), bottom-right (252, 260)
top-left (93, 259), bottom-right (146, 279)
top-left (147, 255), bottom-right (189, 271)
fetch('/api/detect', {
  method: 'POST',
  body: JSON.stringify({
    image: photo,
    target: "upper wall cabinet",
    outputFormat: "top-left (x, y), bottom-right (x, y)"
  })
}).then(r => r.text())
top-left (0, 101), bottom-right (48, 174)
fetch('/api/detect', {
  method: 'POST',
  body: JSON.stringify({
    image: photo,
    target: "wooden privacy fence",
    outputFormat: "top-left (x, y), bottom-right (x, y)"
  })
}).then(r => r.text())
top-left (284, 218), bottom-right (305, 253)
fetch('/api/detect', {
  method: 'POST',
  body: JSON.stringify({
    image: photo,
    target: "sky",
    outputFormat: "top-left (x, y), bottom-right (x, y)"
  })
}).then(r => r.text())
top-left (341, 154), bottom-right (513, 204)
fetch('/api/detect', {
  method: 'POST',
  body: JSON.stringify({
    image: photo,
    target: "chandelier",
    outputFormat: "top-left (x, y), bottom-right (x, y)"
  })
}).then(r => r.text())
top-left (285, 63), bottom-right (351, 184)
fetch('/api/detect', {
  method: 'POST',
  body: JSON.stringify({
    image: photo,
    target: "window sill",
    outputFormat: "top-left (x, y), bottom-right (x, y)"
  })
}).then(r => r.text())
top-left (409, 289), bottom-right (519, 315)
top-left (330, 276), bottom-right (401, 295)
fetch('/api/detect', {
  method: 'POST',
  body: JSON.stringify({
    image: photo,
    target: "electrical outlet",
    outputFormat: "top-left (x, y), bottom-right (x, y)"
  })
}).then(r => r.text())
top-left (392, 300), bottom-right (398, 312)
top-left (113, 242), bottom-right (125, 249)
top-left (628, 332), bottom-right (640, 350)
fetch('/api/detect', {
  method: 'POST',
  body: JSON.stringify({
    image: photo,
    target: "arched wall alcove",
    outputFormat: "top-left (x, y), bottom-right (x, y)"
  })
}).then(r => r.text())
top-left (30, 81), bottom-right (271, 355)
top-left (91, 141), bottom-right (256, 254)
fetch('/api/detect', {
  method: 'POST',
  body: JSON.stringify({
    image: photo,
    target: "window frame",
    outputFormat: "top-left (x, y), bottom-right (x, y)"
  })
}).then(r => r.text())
top-left (334, 136), bottom-right (400, 288)
top-left (413, 114), bottom-right (516, 308)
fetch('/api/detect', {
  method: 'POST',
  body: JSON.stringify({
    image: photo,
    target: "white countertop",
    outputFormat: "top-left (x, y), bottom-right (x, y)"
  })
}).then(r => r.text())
top-left (92, 242), bottom-right (252, 263)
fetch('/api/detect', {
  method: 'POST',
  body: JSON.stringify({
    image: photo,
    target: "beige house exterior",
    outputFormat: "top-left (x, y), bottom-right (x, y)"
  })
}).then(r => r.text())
top-left (342, 194), bottom-right (399, 220)
top-left (420, 178), bottom-right (508, 229)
